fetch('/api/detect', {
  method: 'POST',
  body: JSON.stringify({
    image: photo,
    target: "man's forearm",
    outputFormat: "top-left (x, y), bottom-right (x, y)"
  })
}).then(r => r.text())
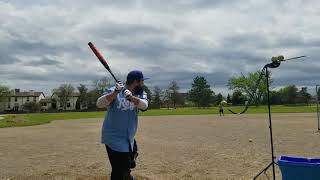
top-left (106, 91), bottom-right (119, 102)
top-left (132, 97), bottom-right (148, 110)
top-left (96, 91), bottom-right (119, 108)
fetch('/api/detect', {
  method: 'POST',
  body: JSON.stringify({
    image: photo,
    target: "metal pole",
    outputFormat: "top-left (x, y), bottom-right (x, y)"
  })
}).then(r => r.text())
top-left (266, 67), bottom-right (276, 179)
top-left (316, 85), bottom-right (320, 131)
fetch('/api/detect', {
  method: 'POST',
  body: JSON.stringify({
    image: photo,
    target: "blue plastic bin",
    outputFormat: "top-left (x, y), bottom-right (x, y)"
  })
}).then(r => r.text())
top-left (278, 156), bottom-right (320, 180)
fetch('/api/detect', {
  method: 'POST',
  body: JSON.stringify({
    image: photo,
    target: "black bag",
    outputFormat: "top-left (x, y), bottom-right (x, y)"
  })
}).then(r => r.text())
top-left (129, 139), bottom-right (139, 169)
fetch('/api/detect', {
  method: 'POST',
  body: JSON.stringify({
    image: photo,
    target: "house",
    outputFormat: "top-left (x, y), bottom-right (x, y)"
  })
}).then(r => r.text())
top-left (39, 97), bottom-right (53, 111)
top-left (2, 89), bottom-right (45, 112)
top-left (40, 92), bottom-right (87, 111)
top-left (51, 92), bottom-right (79, 111)
top-left (310, 95), bottom-right (319, 104)
top-left (0, 88), bottom-right (89, 112)
top-left (179, 92), bottom-right (189, 99)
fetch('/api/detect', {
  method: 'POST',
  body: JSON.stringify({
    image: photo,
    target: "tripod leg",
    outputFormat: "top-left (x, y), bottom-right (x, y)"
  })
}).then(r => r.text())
top-left (253, 162), bottom-right (273, 180)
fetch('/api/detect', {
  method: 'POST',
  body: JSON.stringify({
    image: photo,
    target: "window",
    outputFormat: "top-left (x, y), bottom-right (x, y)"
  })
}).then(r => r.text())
top-left (33, 97), bottom-right (36, 102)
top-left (27, 97), bottom-right (29, 101)
top-left (15, 97), bottom-right (17, 102)
top-left (67, 103), bottom-right (71, 107)
top-left (8, 104), bottom-right (10, 108)
top-left (14, 105), bottom-right (19, 111)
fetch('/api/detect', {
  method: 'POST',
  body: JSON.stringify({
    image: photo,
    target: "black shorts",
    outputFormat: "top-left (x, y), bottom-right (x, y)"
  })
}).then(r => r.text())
top-left (219, 109), bottom-right (224, 113)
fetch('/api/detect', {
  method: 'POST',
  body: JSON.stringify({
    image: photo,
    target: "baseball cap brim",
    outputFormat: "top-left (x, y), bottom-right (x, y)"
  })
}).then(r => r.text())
top-left (141, 77), bottom-right (150, 81)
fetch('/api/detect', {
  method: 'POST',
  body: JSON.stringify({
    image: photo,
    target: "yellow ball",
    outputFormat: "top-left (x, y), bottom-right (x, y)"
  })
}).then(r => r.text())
top-left (278, 55), bottom-right (284, 61)
top-left (271, 56), bottom-right (278, 62)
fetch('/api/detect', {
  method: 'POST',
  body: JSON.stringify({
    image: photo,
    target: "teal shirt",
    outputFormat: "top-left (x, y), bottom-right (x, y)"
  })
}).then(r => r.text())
top-left (101, 87), bottom-right (147, 152)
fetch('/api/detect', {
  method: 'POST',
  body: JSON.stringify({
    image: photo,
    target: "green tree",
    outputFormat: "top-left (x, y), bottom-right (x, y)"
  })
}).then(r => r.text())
top-left (53, 84), bottom-right (74, 110)
top-left (143, 85), bottom-right (152, 102)
top-left (279, 85), bottom-right (298, 104)
top-left (88, 77), bottom-right (112, 109)
top-left (297, 87), bottom-right (311, 104)
top-left (77, 84), bottom-right (88, 109)
top-left (175, 93), bottom-right (186, 107)
top-left (87, 89), bottom-right (100, 109)
top-left (269, 90), bottom-right (282, 105)
top-left (0, 85), bottom-right (11, 101)
top-left (228, 70), bottom-right (271, 106)
top-left (162, 89), bottom-right (170, 109)
top-left (215, 93), bottom-right (223, 105)
top-left (227, 94), bottom-right (231, 104)
top-left (0, 85), bottom-right (11, 111)
top-left (231, 90), bottom-right (247, 105)
top-left (167, 81), bottom-right (180, 109)
top-left (188, 76), bottom-right (215, 107)
top-left (152, 86), bottom-right (162, 109)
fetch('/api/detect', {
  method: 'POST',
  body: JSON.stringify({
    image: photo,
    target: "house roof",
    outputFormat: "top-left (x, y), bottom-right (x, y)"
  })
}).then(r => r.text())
top-left (39, 98), bottom-right (52, 103)
top-left (70, 92), bottom-right (80, 97)
top-left (11, 92), bottom-right (44, 97)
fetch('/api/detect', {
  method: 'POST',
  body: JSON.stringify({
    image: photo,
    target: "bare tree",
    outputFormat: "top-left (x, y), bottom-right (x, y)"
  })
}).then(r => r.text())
top-left (77, 84), bottom-right (88, 109)
top-left (53, 84), bottom-right (74, 110)
top-left (0, 85), bottom-right (11, 111)
top-left (152, 86), bottom-right (162, 109)
top-left (167, 81), bottom-right (180, 109)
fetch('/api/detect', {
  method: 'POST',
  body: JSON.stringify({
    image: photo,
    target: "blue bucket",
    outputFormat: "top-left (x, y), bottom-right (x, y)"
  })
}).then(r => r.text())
top-left (278, 156), bottom-right (320, 180)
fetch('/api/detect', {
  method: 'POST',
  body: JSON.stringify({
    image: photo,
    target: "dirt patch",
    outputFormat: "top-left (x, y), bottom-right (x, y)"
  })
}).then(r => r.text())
top-left (9, 175), bottom-right (149, 180)
top-left (1, 113), bottom-right (319, 179)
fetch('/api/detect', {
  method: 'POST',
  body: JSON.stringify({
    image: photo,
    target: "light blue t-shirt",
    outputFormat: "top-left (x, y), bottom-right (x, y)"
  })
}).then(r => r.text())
top-left (101, 87), bottom-right (147, 152)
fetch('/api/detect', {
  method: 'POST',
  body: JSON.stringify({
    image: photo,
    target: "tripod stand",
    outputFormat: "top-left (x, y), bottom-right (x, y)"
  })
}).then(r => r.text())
top-left (253, 65), bottom-right (277, 180)
top-left (253, 56), bottom-right (306, 180)
top-left (226, 55), bottom-right (306, 179)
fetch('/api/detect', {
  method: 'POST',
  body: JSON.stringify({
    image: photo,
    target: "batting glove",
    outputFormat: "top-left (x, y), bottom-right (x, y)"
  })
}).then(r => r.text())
top-left (124, 89), bottom-right (133, 100)
top-left (115, 81), bottom-right (124, 92)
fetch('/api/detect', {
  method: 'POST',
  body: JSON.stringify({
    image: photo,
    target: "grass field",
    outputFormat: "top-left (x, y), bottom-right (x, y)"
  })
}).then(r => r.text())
top-left (0, 105), bottom-right (318, 128)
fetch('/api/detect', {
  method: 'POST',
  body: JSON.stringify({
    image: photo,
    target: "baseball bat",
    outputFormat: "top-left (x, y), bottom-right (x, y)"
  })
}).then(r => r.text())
top-left (88, 42), bottom-right (119, 82)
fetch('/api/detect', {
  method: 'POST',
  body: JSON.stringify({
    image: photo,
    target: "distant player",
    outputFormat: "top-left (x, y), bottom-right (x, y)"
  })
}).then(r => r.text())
top-left (219, 100), bottom-right (227, 116)
top-left (219, 104), bottom-right (224, 116)
top-left (96, 70), bottom-right (149, 180)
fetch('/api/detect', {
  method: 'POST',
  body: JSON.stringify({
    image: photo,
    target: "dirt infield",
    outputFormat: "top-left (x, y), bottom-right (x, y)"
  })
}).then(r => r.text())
top-left (1, 113), bottom-right (319, 180)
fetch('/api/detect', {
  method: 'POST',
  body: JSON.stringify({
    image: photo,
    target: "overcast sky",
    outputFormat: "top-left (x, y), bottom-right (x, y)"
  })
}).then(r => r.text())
top-left (0, 0), bottom-right (319, 96)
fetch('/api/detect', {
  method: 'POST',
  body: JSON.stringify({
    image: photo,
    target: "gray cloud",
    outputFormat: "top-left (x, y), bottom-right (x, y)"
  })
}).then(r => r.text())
top-left (141, 0), bottom-right (243, 12)
top-left (0, 54), bottom-right (20, 64)
top-left (8, 71), bottom-right (101, 82)
top-left (0, 0), bottom-right (320, 96)
top-left (24, 57), bottom-right (62, 66)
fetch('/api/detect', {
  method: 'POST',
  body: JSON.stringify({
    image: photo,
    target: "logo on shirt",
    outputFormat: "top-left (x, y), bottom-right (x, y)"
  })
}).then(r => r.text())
top-left (117, 96), bottom-right (135, 111)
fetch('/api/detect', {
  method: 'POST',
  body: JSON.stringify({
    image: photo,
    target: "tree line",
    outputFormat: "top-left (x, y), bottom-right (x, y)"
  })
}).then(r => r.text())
top-left (227, 70), bottom-right (316, 105)
top-left (1, 70), bottom-right (319, 112)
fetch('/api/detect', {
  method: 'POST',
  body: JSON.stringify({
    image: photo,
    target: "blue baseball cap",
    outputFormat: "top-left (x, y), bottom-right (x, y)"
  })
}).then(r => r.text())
top-left (126, 70), bottom-right (149, 82)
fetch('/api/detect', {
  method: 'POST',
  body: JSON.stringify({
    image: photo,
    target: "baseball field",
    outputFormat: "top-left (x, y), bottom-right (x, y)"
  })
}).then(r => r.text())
top-left (1, 109), bottom-right (319, 180)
